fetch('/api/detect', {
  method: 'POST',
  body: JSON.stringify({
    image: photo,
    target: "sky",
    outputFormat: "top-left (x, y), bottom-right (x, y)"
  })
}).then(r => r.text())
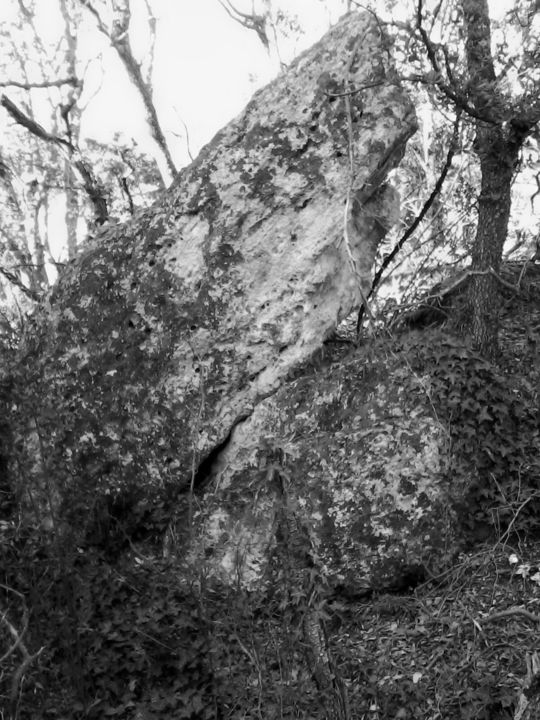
top-left (63, 0), bottom-right (527, 174)
top-left (0, 0), bottom-right (536, 273)
top-left (1, 0), bottom-right (524, 174)
top-left (0, 0), bottom-right (349, 269)
top-left (77, 0), bottom-right (349, 173)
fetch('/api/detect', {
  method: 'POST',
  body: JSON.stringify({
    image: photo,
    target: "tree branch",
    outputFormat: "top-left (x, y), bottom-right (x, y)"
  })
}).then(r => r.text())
top-left (0, 591), bottom-right (44, 717)
top-left (1, 94), bottom-right (108, 224)
top-left (78, 0), bottom-right (175, 185)
top-left (217, 0), bottom-right (269, 49)
top-left (76, 0), bottom-right (107, 34)
top-left (481, 606), bottom-right (540, 624)
top-left (0, 265), bottom-right (40, 301)
top-left (1, 94), bottom-right (72, 150)
top-left (357, 110), bottom-right (462, 331)
top-left (415, 0), bottom-right (501, 124)
top-left (0, 77), bottom-right (79, 90)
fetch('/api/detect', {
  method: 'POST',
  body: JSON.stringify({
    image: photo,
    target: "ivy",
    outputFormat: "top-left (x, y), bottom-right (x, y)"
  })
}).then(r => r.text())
top-left (0, 524), bottom-right (217, 719)
top-left (404, 332), bottom-right (540, 533)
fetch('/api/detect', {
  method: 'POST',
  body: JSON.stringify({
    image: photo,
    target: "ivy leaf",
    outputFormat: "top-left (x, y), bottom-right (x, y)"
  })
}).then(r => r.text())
top-left (477, 406), bottom-right (492, 422)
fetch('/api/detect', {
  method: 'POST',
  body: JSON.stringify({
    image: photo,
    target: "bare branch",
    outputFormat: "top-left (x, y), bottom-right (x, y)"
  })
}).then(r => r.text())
top-left (217, 0), bottom-right (269, 50)
top-left (0, 605), bottom-right (44, 717)
top-left (78, 0), bottom-right (175, 184)
top-left (0, 260), bottom-right (44, 300)
top-left (172, 109), bottom-right (194, 162)
top-left (1, 94), bottom-right (108, 225)
top-left (76, 0), bottom-right (107, 34)
top-left (0, 609), bottom-right (28, 664)
top-left (16, 0), bottom-right (31, 19)
top-left (0, 77), bottom-right (79, 90)
top-left (1, 94), bottom-right (72, 150)
top-left (415, 0), bottom-right (500, 123)
top-left (119, 175), bottom-right (134, 215)
top-left (357, 110), bottom-right (462, 331)
top-left (142, 0), bottom-right (157, 83)
top-left (112, 43), bottom-right (175, 182)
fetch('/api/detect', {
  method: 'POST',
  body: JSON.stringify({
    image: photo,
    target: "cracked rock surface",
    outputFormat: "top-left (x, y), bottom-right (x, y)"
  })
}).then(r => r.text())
top-left (188, 350), bottom-right (460, 592)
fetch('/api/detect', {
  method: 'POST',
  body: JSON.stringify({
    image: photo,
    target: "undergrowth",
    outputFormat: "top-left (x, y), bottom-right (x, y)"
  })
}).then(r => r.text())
top-left (402, 332), bottom-right (540, 535)
top-left (2, 295), bottom-right (540, 719)
top-left (4, 523), bottom-right (540, 719)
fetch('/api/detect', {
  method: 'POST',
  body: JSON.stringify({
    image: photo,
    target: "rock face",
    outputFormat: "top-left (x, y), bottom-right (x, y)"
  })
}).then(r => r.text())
top-left (13, 11), bottom-right (453, 590)
top-left (20, 11), bottom-right (415, 503)
top-left (187, 351), bottom-right (458, 593)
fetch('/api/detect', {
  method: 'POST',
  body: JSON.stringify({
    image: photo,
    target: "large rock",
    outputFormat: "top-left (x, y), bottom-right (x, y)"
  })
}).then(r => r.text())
top-left (17, 10), bottom-right (417, 532)
top-left (186, 350), bottom-right (458, 593)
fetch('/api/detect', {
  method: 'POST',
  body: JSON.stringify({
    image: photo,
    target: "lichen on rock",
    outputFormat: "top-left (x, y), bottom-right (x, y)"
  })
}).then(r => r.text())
top-left (18, 11), bottom-right (415, 519)
top-left (12, 12), bottom-right (443, 592)
top-left (188, 353), bottom-right (458, 593)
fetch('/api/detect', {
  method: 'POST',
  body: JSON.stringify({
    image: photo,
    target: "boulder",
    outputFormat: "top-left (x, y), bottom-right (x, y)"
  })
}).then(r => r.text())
top-left (186, 350), bottom-right (458, 593)
top-left (18, 9), bottom-right (417, 542)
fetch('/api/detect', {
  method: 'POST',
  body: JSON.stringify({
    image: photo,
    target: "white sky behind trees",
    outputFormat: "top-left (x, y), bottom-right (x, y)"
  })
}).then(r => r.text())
top-left (71, 0), bottom-right (519, 171)
top-left (0, 0), bottom-right (526, 174)
top-left (73, 0), bottom-right (349, 172)
top-left (0, 0), bottom-right (536, 277)
top-left (0, 0), bottom-right (349, 272)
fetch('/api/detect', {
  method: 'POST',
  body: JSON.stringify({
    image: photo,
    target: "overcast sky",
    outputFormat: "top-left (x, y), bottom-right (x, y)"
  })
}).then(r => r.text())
top-left (1, 0), bottom-right (535, 270)
top-left (78, 0), bottom-right (348, 170)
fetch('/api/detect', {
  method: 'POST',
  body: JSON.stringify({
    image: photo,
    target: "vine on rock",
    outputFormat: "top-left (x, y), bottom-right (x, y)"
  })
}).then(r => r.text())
top-left (405, 332), bottom-right (540, 535)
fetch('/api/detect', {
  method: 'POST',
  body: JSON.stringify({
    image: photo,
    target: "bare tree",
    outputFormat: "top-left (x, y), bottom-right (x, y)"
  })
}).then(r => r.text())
top-left (0, 0), bottom-right (164, 299)
top-left (78, 0), bottom-right (176, 185)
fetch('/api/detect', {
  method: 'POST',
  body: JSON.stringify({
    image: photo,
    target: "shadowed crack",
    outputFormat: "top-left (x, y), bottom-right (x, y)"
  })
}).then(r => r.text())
top-left (190, 347), bottom-right (294, 497)
top-left (192, 413), bottom-right (251, 493)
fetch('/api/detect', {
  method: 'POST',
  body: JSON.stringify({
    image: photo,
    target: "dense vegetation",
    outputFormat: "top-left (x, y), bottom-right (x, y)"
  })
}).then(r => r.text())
top-left (2, 275), bottom-right (540, 717)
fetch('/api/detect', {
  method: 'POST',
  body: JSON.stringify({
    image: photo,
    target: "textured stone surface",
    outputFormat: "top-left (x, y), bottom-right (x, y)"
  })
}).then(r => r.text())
top-left (187, 351), bottom-right (458, 592)
top-left (19, 10), bottom-right (416, 518)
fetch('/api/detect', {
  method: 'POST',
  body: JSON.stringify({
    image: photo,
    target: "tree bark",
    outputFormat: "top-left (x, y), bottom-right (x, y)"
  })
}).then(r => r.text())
top-left (461, 0), bottom-right (530, 357)
top-left (418, 0), bottom-right (540, 355)
top-left (59, 0), bottom-right (83, 259)
top-left (468, 124), bottom-right (519, 357)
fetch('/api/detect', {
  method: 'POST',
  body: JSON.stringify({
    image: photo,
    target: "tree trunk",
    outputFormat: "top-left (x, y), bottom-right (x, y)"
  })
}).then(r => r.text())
top-left (59, 0), bottom-right (82, 259)
top-left (64, 161), bottom-right (79, 260)
top-left (461, 0), bottom-right (530, 357)
top-left (468, 124), bottom-right (518, 357)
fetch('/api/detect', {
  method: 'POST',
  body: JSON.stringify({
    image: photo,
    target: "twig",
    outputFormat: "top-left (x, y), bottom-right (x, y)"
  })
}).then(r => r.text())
top-left (494, 492), bottom-right (539, 549)
top-left (1, 94), bottom-right (108, 224)
top-left (216, 0), bottom-right (269, 49)
top-left (78, 0), bottom-right (175, 184)
top-left (76, 0), bottom-right (107, 34)
top-left (515, 652), bottom-right (540, 720)
top-left (172, 110), bottom-right (195, 162)
top-left (480, 606), bottom-right (540, 625)
top-left (119, 176), bottom-right (134, 215)
top-left (357, 109), bottom-right (461, 332)
top-left (1, 94), bottom-right (72, 149)
top-left (323, 80), bottom-right (386, 98)
top-left (415, 0), bottom-right (496, 124)
top-left (0, 606), bottom-right (44, 717)
top-left (133, 627), bottom-right (176, 652)
top-left (0, 614), bottom-right (26, 664)
top-left (0, 265), bottom-right (40, 301)
top-left (469, 267), bottom-right (524, 294)
top-left (0, 77), bottom-right (78, 89)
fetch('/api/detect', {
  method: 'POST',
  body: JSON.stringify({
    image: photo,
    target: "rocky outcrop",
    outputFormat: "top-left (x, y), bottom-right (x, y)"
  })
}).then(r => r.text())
top-left (13, 10), bottom-right (466, 595)
top-left (18, 10), bottom-right (416, 530)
